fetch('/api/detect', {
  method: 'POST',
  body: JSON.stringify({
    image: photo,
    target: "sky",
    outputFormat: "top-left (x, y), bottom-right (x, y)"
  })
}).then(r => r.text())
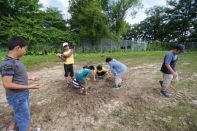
top-left (39, 0), bottom-right (167, 25)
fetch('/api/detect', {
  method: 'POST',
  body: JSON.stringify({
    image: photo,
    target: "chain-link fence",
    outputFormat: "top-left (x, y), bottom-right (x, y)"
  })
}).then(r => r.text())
top-left (177, 42), bottom-right (197, 51)
top-left (1, 41), bottom-right (196, 54)
top-left (74, 39), bottom-right (148, 53)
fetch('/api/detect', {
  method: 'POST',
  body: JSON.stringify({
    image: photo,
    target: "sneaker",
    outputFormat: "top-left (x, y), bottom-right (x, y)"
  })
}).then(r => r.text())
top-left (161, 91), bottom-right (169, 97)
top-left (33, 128), bottom-right (41, 131)
top-left (113, 87), bottom-right (120, 90)
top-left (112, 85), bottom-right (120, 90)
top-left (159, 81), bottom-right (163, 87)
top-left (84, 92), bottom-right (89, 95)
top-left (112, 85), bottom-right (116, 88)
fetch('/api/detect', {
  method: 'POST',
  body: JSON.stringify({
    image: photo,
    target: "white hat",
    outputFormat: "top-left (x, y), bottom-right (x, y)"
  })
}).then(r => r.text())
top-left (63, 42), bottom-right (68, 47)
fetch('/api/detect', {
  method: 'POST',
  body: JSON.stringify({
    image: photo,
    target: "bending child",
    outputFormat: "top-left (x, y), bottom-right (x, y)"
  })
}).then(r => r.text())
top-left (74, 65), bottom-right (95, 95)
top-left (105, 57), bottom-right (127, 89)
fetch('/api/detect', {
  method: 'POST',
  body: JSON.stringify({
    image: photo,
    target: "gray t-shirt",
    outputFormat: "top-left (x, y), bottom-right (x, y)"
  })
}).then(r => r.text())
top-left (0, 56), bottom-right (28, 96)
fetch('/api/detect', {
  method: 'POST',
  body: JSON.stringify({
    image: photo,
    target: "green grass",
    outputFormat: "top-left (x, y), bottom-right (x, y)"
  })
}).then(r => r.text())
top-left (1, 51), bottom-right (197, 71)
top-left (151, 102), bottom-right (197, 131)
top-left (110, 109), bottom-right (144, 127)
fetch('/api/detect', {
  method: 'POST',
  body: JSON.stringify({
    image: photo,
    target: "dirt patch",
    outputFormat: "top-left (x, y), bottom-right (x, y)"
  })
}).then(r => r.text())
top-left (0, 62), bottom-right (196, 131)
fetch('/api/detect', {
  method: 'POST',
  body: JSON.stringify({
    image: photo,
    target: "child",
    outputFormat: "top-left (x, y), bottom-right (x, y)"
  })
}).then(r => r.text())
top-left (57, 42), bottom-right (74, 83)
top-left (105, 57), bottom-right (127, 89)
top-left (95, 65), bottom-right (108, 80)
top-left (74, 65), bottom-right (95, 95)
top-left (0, 36), bottom-right (41, 131)
top-left (160, 44), bottom-right (185, 97)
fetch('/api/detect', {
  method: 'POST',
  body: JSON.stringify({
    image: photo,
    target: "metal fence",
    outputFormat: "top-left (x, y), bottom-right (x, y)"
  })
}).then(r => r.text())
top-left (74, 39), bottom-right (148, 53)
top-left (177, 42), bottom-right (197, 51)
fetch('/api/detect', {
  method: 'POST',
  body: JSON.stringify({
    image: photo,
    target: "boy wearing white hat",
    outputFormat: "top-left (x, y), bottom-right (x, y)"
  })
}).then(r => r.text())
top-left (57, 42), bottom-right (74, 83)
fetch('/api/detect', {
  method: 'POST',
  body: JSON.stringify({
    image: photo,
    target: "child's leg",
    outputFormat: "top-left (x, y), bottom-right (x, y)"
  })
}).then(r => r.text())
top-left (162, 73), bottom-right (173, 91)
top-left (7, 91), bottom-right (30, 131)
top-left (79, 80), bottom-right (87, 94)
top-left (70, 64), bottom-right (74, 81)
top-left (64, 64), bottom-right (69, 83)
top-left (6, 121), bottom-right (16, 130)
top-left (115, 74), bottom-right (122, 87)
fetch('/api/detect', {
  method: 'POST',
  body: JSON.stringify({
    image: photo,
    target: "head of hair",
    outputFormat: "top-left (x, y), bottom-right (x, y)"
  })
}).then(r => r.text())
top-left (105, 57), bottom-right (112, 63)
top-left (8, 36), bottom-right (28, 50)
top-left (97, 65), bottom-right (102, 71)
top-left (88, 65), bottom-right (95, 70)
top-left (83, 65), bottom-right (89, 69)
top-left (173, 44), bottom-right (185, 52)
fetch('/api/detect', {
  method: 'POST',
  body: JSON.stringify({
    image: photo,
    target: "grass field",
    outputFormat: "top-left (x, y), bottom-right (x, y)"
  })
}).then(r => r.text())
top-left (1, 51), bottom-right (196, 70)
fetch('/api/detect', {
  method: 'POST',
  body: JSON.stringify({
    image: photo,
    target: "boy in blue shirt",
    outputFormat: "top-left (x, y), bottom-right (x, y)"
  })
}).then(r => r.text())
top-left (75, 65), bottom-right (95, 95)
top-left (105, 57), bottom-right (127, 89)
top-left (0, 36), bottom-right (41, 131)
top-left (160, 44), bottom-right (185, 97)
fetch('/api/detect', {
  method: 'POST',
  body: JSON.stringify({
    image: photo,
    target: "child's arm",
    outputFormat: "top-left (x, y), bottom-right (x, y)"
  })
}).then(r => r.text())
top-left (165, 64), bottom-right (177, 77)
top-left (61, 49), bottom-right (73, 58)
top-left (2, 76), bottom-right (41, 89)
top-left (164, 54), bottom-right (177, 78)
top-left (110, 65), bottom-right (117, 76)
top-left (28, 76), bottom-right (40, 81)
top-left (93, 70), bottom-right (96, 81)
top-left (56, 53), bottom-right (66, 61)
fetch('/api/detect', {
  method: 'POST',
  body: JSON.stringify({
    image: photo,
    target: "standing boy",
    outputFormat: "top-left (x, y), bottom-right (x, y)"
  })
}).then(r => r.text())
top-left (0, 36), bottom-right (41, 131)
top-left (105, 57), bottom-right (127, 89)
top-left (160, 44), bottom-right (185, 97)
top-left (57, 42), bottom-right (74, 83)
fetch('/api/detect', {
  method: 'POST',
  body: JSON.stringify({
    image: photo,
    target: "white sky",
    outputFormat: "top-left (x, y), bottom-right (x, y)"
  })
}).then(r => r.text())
top-left (39, 0), bottom-right (167, 25)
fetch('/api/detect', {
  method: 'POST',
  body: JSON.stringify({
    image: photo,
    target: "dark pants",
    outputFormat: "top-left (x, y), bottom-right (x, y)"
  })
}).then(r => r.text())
top-left (64, 64), bottom-right (74, 77)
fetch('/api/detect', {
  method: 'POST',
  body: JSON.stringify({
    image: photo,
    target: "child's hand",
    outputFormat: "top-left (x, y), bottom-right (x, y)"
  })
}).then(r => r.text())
top-left (30, 76), bottom-right (40, 81)
top-left (28, 84), bottom-right (41, 89)
top-left (172, 72), bottom-right (177, 78)
top-left (56, 53), bottom-right (62, 57)
top-left (86, 78), bottom-right (90, 81)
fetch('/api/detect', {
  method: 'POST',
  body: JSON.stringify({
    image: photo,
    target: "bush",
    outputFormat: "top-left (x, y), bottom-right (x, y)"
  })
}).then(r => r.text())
top-left (147, 41), bottom-right (173, 51)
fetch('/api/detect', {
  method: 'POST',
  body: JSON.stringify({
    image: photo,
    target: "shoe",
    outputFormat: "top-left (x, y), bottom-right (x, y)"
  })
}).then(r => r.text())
top-left (112, 85), bottom-right (120, 90)
top-left (161, 91), bottom-right (169, 97)
top-left (113, 87), bottom-right (120, 90)
top-left (84, 92), bottom-right (89, 95)
top-left (112, 85), bottom-right (116, 88)
top-left (33, 128), bottom-right (41, 131)
top-left (159, 80), bottom-right (163, 87)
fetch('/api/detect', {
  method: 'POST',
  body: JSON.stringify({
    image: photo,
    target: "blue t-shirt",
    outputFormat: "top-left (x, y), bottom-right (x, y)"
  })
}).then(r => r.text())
top-left (75, 68), bottom-right (91, 81)
top-left (161, 51), bottom-right (178, 74)
top-left (109, 59), bottom-right (127, 76)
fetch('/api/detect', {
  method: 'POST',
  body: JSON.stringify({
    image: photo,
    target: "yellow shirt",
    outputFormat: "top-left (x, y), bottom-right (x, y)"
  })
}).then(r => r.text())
top-left (63, 49), bottom-right (74, 64)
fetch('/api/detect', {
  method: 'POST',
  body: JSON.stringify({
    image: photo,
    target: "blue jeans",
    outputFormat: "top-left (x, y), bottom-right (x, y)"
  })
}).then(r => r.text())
top-left (7, 90), bottom-right (30, 131)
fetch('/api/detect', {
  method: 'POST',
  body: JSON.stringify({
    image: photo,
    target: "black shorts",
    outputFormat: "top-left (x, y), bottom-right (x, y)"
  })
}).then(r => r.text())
top-left (64, 64), bottom-right (74, 77)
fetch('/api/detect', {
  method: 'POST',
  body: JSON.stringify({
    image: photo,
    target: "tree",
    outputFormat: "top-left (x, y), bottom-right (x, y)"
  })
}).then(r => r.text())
top-left (125, 0), bottom-right (197, 43)
top-left (69, 0), bottom-right (140, 43)
top-left (0, 0), bottom-right (78, 54)
top-left (69, 0), bottom-right (111, 43)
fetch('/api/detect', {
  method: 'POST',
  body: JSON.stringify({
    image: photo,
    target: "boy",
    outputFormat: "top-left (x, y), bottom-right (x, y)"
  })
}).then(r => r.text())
top-left (105, 57), bottom-right (127, 89)
top-left (0, 36), bottom-right (41, 131)
top-left (74, 65), bottom-right (95, 95)
top-left (95, 65), bottom-right (108, 80)
top-left (160, 44), bottom-right (185, 97)
top-left (57, 42), bottom-right (74, 83)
